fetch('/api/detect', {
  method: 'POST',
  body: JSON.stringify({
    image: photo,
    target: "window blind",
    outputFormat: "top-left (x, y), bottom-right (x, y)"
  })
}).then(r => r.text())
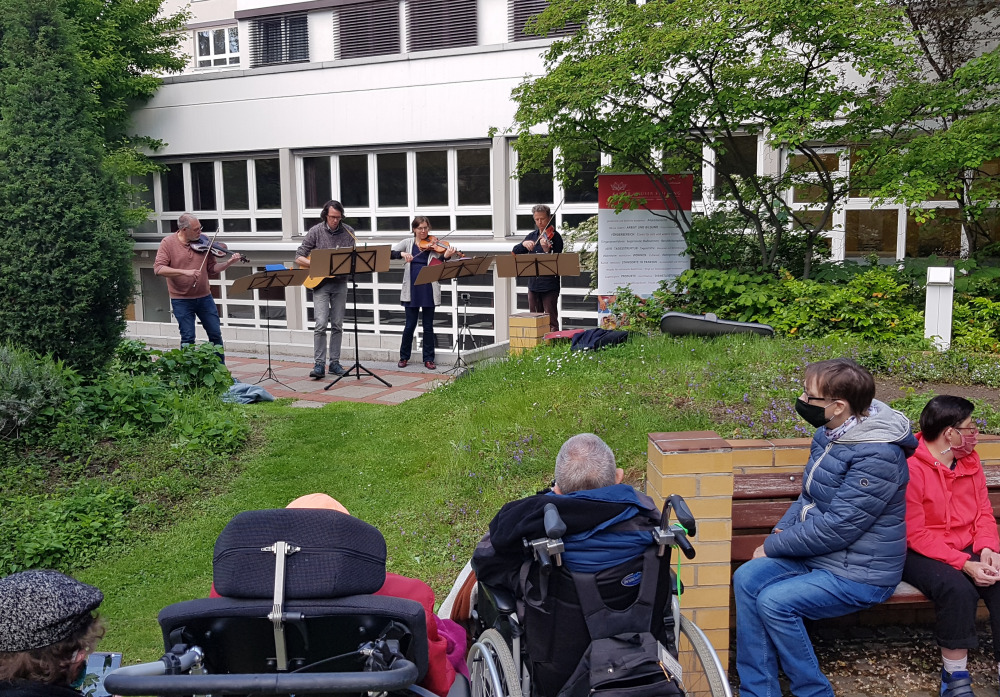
top-left (249, 13), bottom-right (309, 67)
top-left (336, 1), bottom-right (401, 60)
top-left (508, 0), bottom-right (578, 42)
top-left (407, 0), bottom-right (477, 52)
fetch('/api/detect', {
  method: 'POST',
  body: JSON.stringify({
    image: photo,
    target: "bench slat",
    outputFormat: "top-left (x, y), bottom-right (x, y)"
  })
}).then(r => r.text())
top-left (733, 472), bottom-right (802, 499)
top-left (733, 500), bottom-right (792, 529)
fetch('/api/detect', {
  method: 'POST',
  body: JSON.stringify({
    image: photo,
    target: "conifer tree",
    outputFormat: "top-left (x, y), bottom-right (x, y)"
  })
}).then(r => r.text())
top-left (0, 0), bottom-right (133, 374)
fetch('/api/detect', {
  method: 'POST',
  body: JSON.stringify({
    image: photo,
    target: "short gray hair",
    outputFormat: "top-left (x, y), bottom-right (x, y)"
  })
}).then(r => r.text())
top-left (554, 433), bottom-right (617, 494)
top-left (177, 213), bottom-right (198, 231)
top-left (531, 204), bottom-right (551, 216)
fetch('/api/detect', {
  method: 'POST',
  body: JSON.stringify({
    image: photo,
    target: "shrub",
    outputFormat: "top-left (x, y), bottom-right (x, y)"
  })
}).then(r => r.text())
top-left (0, 343), bottom-right (79, 439)
top-left (156, 343), bottom-right (232, 393)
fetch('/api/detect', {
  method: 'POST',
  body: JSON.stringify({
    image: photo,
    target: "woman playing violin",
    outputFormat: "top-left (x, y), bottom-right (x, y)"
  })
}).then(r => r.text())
top-left (512, 204), bottom-right (563, 333)
top-left (390, 217), bottom-right (458, 370)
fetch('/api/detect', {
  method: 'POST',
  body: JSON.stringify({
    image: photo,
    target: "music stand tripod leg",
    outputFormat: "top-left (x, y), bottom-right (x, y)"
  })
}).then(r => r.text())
top-left (255, 287), bottom-right (294, 390)
top-left (447, 292), bottom-right (475, 374)
top-left (325, 263), bottom-right (391, 390)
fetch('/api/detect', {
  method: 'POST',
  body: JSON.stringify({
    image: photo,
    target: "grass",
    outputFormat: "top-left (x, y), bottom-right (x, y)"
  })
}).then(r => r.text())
top-left (74, 334), bottom-right (1000, 660)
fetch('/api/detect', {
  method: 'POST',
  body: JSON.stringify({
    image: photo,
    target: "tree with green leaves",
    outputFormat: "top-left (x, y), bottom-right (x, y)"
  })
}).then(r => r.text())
top-left (0, 0), bottom-right (134, 374)
top-left (854, 0), bottom-right (1000, 255)
top-left (508, 0), bottom-right (916, 278)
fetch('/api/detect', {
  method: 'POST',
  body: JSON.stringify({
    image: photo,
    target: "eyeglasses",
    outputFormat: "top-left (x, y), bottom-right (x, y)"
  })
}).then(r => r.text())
top-left (955, 425), bottom-right (980, 435)
top-left (802, 392), bottom-right (831, 404)
top-left (415, 226), bottom-right (430, 231)
top-left (327, 213), bottom-right (343, 220)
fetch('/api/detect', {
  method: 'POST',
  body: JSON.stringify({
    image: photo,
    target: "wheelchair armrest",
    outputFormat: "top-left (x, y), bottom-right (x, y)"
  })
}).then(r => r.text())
top-left (480, 583), bottom-right (516, 616)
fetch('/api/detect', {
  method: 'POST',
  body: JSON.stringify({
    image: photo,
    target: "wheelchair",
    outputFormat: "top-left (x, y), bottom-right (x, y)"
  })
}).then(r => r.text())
top-left (105, 507), bottom-right (469, 697)
top-left (466, 494), bottom-right (732, 697)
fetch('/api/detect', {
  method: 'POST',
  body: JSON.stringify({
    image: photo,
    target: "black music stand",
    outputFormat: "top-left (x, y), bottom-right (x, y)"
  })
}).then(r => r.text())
top-left (308, 246), bottom-right (392, 390)
top-left (415, 256), bottom-right (495, 374)
top-left (495, 252), bottom-right (581, 331)
top-left (230, 267), bottom-right (310, 389)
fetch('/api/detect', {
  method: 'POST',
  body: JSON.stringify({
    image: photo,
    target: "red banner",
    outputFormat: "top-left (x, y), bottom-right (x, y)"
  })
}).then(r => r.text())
top-left (598, 174), bottom-right (693, 211)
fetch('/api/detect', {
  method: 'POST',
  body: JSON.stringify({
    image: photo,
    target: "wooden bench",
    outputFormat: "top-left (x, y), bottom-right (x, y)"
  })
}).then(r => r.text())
top-left (731, 465), bottom-right (1000, 603)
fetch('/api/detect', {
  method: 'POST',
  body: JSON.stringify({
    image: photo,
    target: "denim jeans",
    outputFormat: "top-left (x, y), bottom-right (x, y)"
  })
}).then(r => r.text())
top-left (400, 306), bottom-right (435, 362)
top-left (171, 295), bottom-right (224, 362)
top-left (312, 281), bottom-right (348, 365)
top-left (734, 556), bottom-right (896, 697)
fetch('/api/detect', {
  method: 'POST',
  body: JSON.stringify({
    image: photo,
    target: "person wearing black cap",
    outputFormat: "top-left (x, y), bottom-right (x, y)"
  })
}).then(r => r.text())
top-left (0, 570), bottom-right (104, 697)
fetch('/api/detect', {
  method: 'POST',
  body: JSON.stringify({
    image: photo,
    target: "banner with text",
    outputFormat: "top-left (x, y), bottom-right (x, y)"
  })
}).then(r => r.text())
top-left (597, 174), bottom-right (692, 296)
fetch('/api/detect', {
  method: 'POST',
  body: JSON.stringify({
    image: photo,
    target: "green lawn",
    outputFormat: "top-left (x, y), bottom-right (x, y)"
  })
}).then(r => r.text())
top-left (76, 334), bottom-right (1000, 660)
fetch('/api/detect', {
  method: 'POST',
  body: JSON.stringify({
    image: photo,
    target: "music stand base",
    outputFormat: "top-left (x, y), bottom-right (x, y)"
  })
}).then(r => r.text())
top-left (256, 367), bottom-right (294, 390)
top-left (324, 362), bottom-right (392, 389)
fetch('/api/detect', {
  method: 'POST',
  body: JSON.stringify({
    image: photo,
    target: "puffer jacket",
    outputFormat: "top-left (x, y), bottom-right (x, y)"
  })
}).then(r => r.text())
top-left (906, 435), bottom-right (999, 570)
top-left (764, 399), bottom-right (917, 586)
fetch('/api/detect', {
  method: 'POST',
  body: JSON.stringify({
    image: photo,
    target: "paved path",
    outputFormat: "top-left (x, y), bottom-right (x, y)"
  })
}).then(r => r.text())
top-left (226, 355), bottom-right (453, 407)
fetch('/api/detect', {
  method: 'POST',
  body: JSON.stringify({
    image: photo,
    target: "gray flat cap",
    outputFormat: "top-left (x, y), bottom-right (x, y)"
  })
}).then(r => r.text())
top-left (0, 570), bottom-right (103, 652)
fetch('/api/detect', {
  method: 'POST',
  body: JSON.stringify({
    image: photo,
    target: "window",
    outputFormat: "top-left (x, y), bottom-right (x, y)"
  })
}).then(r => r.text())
top-left (249, 13), bottom-right (308, 68)
top-left (196, 27), bottom-right (239, 68)
top-left (905, 210), bottom-right (962, 258)
top-left (511, 143), bottom-right (600, 233)
top-left (789, 151), bottom-right (841, 204)
top-left (336, 1), bottom-right (400, 60)
top-left (508, 0), bottom-right (579, 42)
top-left (713, 135), bottom-right (757, 199)
top-left (845, 209), bottom-right (898, 260)
top-left (408, 0), bottom-right (477, 52)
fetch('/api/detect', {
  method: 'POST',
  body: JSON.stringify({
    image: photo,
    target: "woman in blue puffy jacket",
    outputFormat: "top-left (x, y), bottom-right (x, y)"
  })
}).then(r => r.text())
top-left (734, 358), bottom-right (917, 697)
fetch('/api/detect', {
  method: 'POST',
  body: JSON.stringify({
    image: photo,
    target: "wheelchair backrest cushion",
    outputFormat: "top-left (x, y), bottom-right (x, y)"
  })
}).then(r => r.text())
top-left (213, 509), bottom-right (387, 599)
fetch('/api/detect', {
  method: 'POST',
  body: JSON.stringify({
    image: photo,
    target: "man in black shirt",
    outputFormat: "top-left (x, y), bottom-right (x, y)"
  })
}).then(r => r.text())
top-left (512, 204), bottom-right (563, 333)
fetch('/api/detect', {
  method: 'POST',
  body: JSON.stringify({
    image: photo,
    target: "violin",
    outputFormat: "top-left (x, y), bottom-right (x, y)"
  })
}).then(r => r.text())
top-left (416, 235), bottom-right (466, 265)
top-left (190, 234), bottom-right (251, 263)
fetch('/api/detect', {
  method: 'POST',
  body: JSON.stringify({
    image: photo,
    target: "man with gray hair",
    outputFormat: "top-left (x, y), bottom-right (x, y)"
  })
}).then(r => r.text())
top-left (154, 213), bottom-right (243, 359)
top-left (512, 203), bottom-right (564, 333)
top-left (473, 433), bottom-right (656, 590)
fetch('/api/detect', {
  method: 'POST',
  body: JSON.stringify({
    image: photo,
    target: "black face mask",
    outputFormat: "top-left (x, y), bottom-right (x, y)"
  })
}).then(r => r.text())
top-left (795, 398), bottom-right (831, 428)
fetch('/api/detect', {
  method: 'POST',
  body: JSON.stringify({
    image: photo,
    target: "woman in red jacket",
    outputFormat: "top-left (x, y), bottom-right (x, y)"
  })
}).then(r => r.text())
top-left (904, 395), bottom-right (1000, 697)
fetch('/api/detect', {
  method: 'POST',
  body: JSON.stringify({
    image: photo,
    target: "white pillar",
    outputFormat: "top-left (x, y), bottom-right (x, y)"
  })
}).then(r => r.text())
top-left (924, 266), bottom-right (954, 351)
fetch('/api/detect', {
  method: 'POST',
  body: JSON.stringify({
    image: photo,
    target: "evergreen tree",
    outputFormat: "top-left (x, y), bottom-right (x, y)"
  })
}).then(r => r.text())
top-left (0, 0), bottom-right (133, 374)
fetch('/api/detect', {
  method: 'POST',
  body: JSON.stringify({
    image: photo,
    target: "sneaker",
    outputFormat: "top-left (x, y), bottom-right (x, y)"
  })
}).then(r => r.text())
top-left (308, 363), bottom-right (325, 379)
top-left (940, 669), bottom-right (973, 697)
top-left (329, 361), bottom-right (346, 376)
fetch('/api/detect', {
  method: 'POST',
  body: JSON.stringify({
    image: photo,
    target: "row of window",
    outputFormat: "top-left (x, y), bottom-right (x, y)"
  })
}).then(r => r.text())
top-left (196, 0), bottom-right (573, 70)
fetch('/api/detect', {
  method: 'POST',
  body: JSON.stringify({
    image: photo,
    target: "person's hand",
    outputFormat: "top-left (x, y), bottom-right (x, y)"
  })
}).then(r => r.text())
top-left (981, 548), bottom-right (1000, 574)
top-left (963, 560), bottom-right (998, 586)
top-left (187, 269), bottom-right (200, 281)
top-left (229, 252), bottom-right (242, 265)
top-left (402, 252), bottom-right (413, 263)
top-left (444, 246), bottom-right (457, 259)
top-left (752, 544), bottom-right (767, 559)
top-left (539, 232), bottom-right (553, 252)
top-left (522, 239), bottom-right (536, 251)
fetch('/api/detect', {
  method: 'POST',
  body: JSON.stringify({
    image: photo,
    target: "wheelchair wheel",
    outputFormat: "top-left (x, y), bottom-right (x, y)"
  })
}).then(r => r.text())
top-left (467, 628), bottom-right (522, 697)
top-left (677, 615), bottom-right (732, 697)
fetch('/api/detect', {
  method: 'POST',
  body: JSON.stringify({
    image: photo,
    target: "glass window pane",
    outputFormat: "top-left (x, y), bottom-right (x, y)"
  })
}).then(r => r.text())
top-left (561, 213), bottom-right (592, 229)
top-left (213, 29), bottom-right (226, 54)
top-left (457, 148), bottom-right (490, 206)
top-left (198, 31), bottom-right (210, 57)
top-left (227, 305), bottom-right (255, 319)
top-left (515, 214), bottom-right (535, 232)
top-left (377, 216), bottom-right (410, 231)
top-left (416, 150), bottom-right (448, 207)
top-left (132, 172), bottom-right (154, 207)
top-left (190, 161), bottom-right (216, 210)
top-left (456, 215), bottom-right (492, 230)
top-left (303, 156), bottom-right (332, 209)
top-left (343, 216), bottom-right (371, 232)
top-left (255, 218), bottom-right (283, 232)
top-left (845, 209), bottom-right (898, 259)
top-left (162, 164), bottom-right (185, 212)
top-left (255, 158), bottom-right (281, 209)
top-left (905, 211), bottom-right (962, 257)
top-left (140, 268), bottom-right (172, 323)
top-left (564, 151), bottom-right (599, 204)
top-left (377, 152), bottom-right (408, 207)
top-left (339, 155), bottom-right (369, 208)
top-left (303, 217), bottom-right (321, 231)
top-left (222, 160), bottom-right (249, 210)
top-left (792, 210), bottom-right (834, 231)
top-left (229, 57), bottom-right (239, 65)
top-left (427, 215), bottom-right (450, 231)
top-left (198, 60), bottom-right (211, 67)
top-left (229, 27), bottom-right (239, 53)
top-left (518, 149), bottom-right (554, 205)
top-left (714, 135), bottom-right (757, 198)
top-left (199, 219), bottom-right (219, 233)
top-left (223, 218), bottom-right (252, 232)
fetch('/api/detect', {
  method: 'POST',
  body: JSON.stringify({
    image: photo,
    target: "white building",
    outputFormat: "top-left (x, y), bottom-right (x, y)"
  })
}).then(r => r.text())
top-left (127, 0), bottom-right (986, 358)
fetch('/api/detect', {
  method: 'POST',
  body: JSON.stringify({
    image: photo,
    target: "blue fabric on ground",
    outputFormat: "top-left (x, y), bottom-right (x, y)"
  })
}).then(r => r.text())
top-left (222, 382), bottom-right (276, 404)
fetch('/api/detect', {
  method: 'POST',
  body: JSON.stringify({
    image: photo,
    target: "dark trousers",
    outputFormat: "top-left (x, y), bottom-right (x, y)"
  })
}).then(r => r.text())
top-left (400, 306), bottom-right (435, 362)
top-left (902, 549), bottom-right (1000, 659)
top-left (528, 289), bottom-right (559, 333)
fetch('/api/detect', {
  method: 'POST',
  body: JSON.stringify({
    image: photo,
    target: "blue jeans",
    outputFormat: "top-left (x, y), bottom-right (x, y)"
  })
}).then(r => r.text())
top-left (734, 556), bottom-right (895, 697)
top-left (400, 306), bottom-right (435, 362)
top-left (171, 295), bottom-right (224, 362)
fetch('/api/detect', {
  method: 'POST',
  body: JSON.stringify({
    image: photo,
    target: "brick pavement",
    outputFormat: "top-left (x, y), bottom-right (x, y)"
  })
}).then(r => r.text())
top-left (226, 355), bottom-right (453, 406)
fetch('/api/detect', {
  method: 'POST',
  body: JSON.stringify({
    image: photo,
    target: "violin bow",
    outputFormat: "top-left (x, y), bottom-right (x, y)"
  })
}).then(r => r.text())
top-left (192, 224), bottom-right (225, 290)
top-left (535, 198), bottom-right (564, 254)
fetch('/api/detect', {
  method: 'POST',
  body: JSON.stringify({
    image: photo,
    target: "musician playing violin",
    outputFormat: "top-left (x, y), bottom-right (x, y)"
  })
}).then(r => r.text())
top-left (154, 213), bottom-right (242, 361)
top-left (512, 204), bottom-right (564, 333)
top-left (390, 216), bottom-right (459, 370)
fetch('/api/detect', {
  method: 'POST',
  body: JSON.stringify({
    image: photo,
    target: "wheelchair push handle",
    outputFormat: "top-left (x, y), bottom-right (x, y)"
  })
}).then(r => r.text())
top-left (110, 646), bottom-right (204, 677)
top-left (660, 493), bottom-right (696, 537)
top-left (543, 502), bottom-right (566, 538)
top-left (524, 503), bottom-right (566, 575)
top-left (654, 494), bottom-right (697, 559)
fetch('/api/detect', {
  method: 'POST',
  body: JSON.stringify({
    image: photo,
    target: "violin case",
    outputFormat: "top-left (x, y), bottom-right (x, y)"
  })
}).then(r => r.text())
top-left (659, 311), bottom-right (774, 338)
top-left (213, 508), bottom-right (387, 599)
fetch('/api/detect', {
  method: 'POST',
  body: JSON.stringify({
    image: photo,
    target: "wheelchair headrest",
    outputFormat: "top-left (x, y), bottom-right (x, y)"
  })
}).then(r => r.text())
top-left (213, 509), bottom-right (387, 599)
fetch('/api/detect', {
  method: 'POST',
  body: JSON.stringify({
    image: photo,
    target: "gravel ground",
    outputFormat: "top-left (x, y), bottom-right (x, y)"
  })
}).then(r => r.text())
top-left (728, 622), bottom-right (999, 696)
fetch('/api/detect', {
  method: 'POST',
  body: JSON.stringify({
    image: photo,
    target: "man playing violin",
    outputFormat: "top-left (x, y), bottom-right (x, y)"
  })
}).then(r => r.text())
top-left (512, 204), bottom-right (563, 333)
top-left (390, 216), bottom-right (458, 370)
top-left (154, 213), bottom-right (242, 361)
top-left (296, 200), bottom-right (354, 379)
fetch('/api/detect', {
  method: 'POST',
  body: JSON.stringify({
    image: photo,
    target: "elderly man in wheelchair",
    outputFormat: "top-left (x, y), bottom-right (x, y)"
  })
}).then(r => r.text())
top-left (467, 433), bottom-right (730, 697)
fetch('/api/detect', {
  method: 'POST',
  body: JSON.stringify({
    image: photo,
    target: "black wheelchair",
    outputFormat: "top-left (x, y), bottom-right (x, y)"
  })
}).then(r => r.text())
top-left (466, 494), bottom-right (732, 697)
top-left (105, 508), bottom-right (469, 697)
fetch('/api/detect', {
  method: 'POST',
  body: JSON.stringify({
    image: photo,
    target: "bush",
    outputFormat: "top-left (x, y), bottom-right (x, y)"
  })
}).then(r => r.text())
top-left (0, 343), bottom-right (79, 439)
top-left (155, 343), bottom-right (232, 393)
